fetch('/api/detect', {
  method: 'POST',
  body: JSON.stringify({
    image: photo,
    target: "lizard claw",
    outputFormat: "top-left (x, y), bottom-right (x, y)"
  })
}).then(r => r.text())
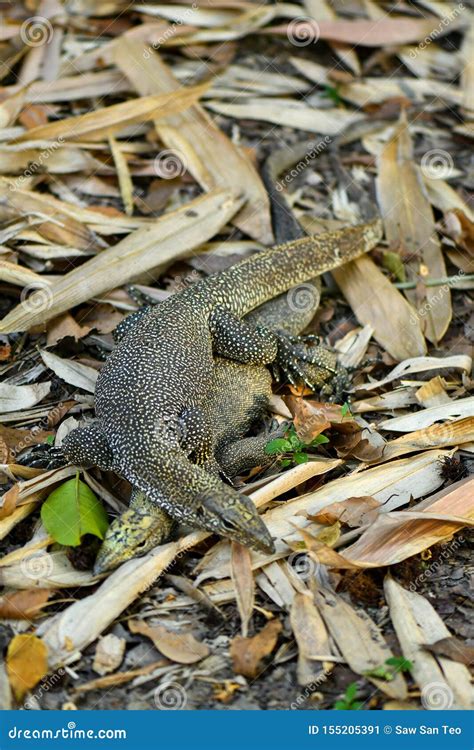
top-left (273, 334), bottom-right (338, 391)
top-left (17, 444), bottom-right (67, 470)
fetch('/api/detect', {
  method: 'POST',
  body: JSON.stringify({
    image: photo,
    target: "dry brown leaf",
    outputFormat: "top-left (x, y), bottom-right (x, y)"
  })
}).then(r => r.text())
top-left (6, 634), bottom-right (49, 701)
top-left (231, 542), bottom-right (255, 637)
top-left (0, 589), bottom-right (51, 620)
top-left (384, 576), bottom-right (472, 709)
top-left (332, 423), bottom-right (386, 462)
top-left (312, 585), bottom-right (407, 699)
top-left (0, 188), bottom-right (243, 334)
top-left (311, 496), bottom-right (381, 528)
top-left (284, 397), bottom-right (331, 442)
top-left (12, 84), bottom-right (207, 144)
top-left (332, 256), bottom-right (426, 361)
top-left (74, 660), bottom-right (167, 694)
top-left (129, 619), bottom-right (209, 664)
top-left (290, 591), bottom-right (332, 686)
top-left (415, 376), bottom-right (451, 408)
top-left (230, 618), bottom-right (281, 679)
top-left (384, 417), bottom-right (474, 462)
top-left (285, 397), bottom-right (355, 429)
top-left (339, 478), bottom-right (474, 568)
top-left (269, 17), bottom-right (461, 47)
top-left (113, 39), bottom-right (272, 244)
top-left (376, 112), bottom-right (450, 344)
top-left (46, 313), bottom-right (91, 346)
top-left (423, 637), bottom-right (474, 666)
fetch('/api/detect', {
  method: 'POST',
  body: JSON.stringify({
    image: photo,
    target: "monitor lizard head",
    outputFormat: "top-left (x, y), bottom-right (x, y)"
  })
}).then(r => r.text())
top-left (194, 486), bottom-right (275, 556)
top-left (93, 498), bottom-right (174, 575)
top-left (93, 482), bottom-right (274, 574)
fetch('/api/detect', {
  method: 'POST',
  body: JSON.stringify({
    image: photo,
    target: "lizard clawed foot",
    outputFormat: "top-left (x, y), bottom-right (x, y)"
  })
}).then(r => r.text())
top-left (272, 333), bottom-right (338, 391)
top-left (17, 443), bottom-right (67, 470)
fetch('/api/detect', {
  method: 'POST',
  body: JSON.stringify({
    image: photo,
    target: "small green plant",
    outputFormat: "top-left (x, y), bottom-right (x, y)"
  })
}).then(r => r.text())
top-left (340, 401), bottom-right (352, 418)
top-left (322, 85), bottom-right (343, 105)
top-left (265, 425), bottom-right (329, 467)
top-left (364, 656), bottom-right (413, 682)
top-left (333, 682), bottom-right (362, 710)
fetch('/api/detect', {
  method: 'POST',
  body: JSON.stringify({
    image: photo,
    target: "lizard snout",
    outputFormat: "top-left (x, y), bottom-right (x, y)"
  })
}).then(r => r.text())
top-left (197, 490), bottom-right (275, 555)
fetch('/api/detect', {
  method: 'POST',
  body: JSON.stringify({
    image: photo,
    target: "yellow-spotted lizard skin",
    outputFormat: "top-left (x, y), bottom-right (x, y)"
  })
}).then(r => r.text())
top-left (62, 219), bottom-right (382, 560)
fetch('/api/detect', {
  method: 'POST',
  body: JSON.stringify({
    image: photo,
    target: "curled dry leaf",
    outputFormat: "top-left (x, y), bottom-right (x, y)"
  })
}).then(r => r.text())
top-left (6, 634), bottom-right (49, 701)
top-left (284, 397), bottom-right (331, 442)
top-left (338, 478), bottom-right (474, 568)
top-left (129, 619), bottom-right (209, 664)
top-left (230, 618), bottom-right (282, 679)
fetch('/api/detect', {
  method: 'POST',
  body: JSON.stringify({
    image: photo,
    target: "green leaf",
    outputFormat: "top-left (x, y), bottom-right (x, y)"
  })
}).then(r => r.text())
top-left (364, 666), bottom-right (394, 681)
top-left (265, 438), bottom-right (291, 455)
top-left (45, 435), bottom-right (55, 445)
top-left (345, 682), bottom-right (358, 701)
top-left (280, 459), bottom-right (292, 468)
top-left (382, 251), bottom-right (406, 282)
top-left (309, 434), bottom-right (330, 447)
top-left (323, 85), bottom-right (343, 105)
top-left (386, 656), bottom-right (413, 672)
top-left (288, 429), bottom-right (303, 450)
top-left (294, 452), bottom-right (309, 464)
top-left (333, 700), bottom-right (347, 710)
top-left (340, 402), bottom-right (351, 418)
top-left (41, 473), bottom-right (109, 547)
